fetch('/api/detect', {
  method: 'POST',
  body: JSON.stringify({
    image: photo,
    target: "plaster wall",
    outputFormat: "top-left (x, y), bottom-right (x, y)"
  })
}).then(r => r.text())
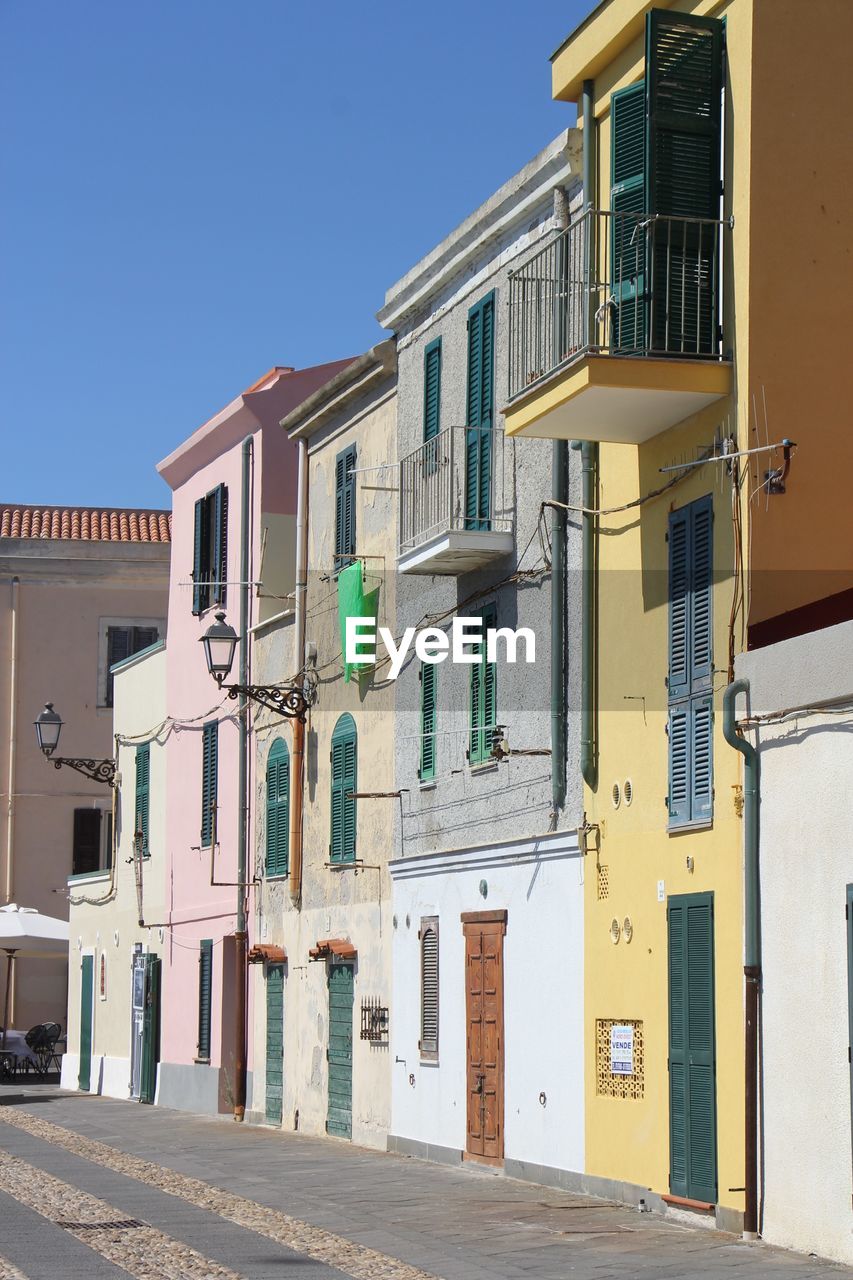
top-left (389, 830), bottom-right (584, 1172)
top-left (0, 540), bottom-right (168, 1032)
top-left (736, 623), bottom-right (853, 1266)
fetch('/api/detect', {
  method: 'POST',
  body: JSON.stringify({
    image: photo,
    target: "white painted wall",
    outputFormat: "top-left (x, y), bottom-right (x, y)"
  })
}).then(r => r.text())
top-left (737, 620), bottom-right (853, 1266)
top-left (390, 829), bottom-right (584, 1174)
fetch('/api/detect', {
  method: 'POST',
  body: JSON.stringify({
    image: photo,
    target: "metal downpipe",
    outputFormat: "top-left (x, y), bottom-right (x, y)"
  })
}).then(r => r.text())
top-left (551, 440), bottom-right (568, 814)
top-left (572, 439), bottom-right (598, 790)
top-left (234, 435), bottom-right (253, 1121)
top-left (289, 438), bottom-right (309, 907)
top-left (723, 678), bottom-right (760, 1239)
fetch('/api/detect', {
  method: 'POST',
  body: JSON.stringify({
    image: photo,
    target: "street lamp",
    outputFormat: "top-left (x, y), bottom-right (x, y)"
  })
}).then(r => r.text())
top-left (200, 611), bottom-right (310, 721)
top-left (34, 703), bottom-right (117, 787)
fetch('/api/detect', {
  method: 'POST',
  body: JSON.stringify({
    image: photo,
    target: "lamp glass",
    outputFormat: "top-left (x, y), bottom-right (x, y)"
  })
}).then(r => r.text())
top-left (35, 703), bottom-right (63, 755)
top-left (200, 611), bottom-right (239, 684)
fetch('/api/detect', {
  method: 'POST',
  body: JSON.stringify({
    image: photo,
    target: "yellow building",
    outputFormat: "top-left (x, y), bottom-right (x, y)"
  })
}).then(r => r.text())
top-left (504, 0), bottom-right (853, 1239)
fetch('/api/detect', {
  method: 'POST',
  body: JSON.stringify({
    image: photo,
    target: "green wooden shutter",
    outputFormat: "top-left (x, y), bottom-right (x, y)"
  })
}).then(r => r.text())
top-left (139, 954), bottom-right (161, 1105)
top-left (419, 661), bottom-right (437, 782)
top-left (423, 339), bottom-right (442, 442)
top-left (135, 744), bottom-right (150, 858)
top-left (335, 447), bottom-right (357, 566)
top-left (198, 939), bottom-right (213, 1060)
top-left (265, 964), bottom-right (285, 1125)
top-left (668, 497), bottom-right (713, 827)
top-left (192, 497), bottom-right (205, 614)
top-left (610, 81), bottom-right (647, 352)
top-left (420, 919), bottom-right (439, 1058)
top-left (330, 714), bottom-right (357, 862)
top-left (78, 954), bottom-right (94, 1091)
top-left (465, 293), bottom-right (494, 530)
top-left (265, 738), bottom-right (290, 877)
top-left (201, 721), bottom-right (218, 847)
top-left (212, 484), bottom-right (228, 606)
top-left (326, 961), bottom-right (354, 1138)
top-left (668, 893), bottom-right (717, 1204)
top-left (668, 508), bottom-right (690, 700)
top-left (469, 607), bottom-right (496, 764)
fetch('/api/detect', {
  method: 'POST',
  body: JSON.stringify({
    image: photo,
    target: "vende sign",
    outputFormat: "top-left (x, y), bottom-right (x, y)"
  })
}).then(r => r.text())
top-left (610, 1024), bottom-right (634, 1076)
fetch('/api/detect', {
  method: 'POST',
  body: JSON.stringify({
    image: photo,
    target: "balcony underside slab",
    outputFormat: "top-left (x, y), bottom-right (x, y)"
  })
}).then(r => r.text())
top-left (398, 529), bottom-right (514, 575)
top-left (503, 355), bottom-right (732, 445)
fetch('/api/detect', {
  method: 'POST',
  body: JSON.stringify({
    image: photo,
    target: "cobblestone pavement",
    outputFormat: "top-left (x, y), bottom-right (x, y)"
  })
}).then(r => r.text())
top-left (1, 1083), bottom-right (850, 1280)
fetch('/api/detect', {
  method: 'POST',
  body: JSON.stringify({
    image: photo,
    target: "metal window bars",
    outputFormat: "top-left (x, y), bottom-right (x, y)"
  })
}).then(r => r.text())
top-left (398, 425), bottom-right (512, 557)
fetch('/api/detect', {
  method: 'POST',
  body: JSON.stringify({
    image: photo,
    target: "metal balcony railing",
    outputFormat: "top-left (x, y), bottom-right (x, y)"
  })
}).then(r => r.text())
top-left (399, 426), bottom-right (511, 557)
top-left (507, 207), bottom-right (731, 400)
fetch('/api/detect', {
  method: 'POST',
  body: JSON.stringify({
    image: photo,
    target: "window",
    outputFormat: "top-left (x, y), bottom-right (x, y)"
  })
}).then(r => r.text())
top-left (201, 721), bottom-right (218, 847)
top-left (134, 744), bottom-right (150, 859)
top-left (192, 483), bottom-right (228, 615)
top-left (334, 446), bottom-right (356, 568)
top-left (465, 292), bottom-right (495, 530)
top-left (330, 713), bottom-right (357, 863)
top-left (469, 606), bottom-right (497, 765)
top-left (423, 339), bottom-right (442, 443)
top-left (72, 808), bottom-right (112, 876)
top-left (265, 738), bottom-right (290, 878)
top-left (419, 660), bottom-right (437, 782)
top-left (419, 917), bottom-right (439, 1060)
top-left (197, 939), bottom-right (213, 1061)
top-left (667, 496), bottom-right (713, 828)
top-left (104, 625), bottom-right (159, 707)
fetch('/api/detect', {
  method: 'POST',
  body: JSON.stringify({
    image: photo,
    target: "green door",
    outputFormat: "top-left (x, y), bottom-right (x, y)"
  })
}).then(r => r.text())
top-left (265, 964), bottom-right (285, 1125)
top-left (326, 962), bottom-right (354, 1139)
top-left (78, 954), bottom-right (94, 1092)
top-left (139, 955), bottom-right (161, 1105)
top-left (668, 893), bottom-right (717, 1203)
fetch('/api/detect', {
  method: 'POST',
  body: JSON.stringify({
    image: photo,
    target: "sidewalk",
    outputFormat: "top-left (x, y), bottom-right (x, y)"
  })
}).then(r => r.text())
top-left (0, 1082), bottom-right (849, 1280)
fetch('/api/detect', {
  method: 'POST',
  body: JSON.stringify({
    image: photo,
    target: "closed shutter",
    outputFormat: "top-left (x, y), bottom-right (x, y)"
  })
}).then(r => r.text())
top-left (419, 661), bottom-right (437, 782)
top-left (72, 809), bottom-right (102, 876)
top-left (668, 497), bottom-right (713, 827)
top-left (330, 714), bottom-right (357, 863)
top-left (668, 898), bottom-right (688, 1196)
top-left (469, 607), bottom-right (496, 764)
top-left (420, 919), bottom-right (439, 1059)
top-left (212, 484), bottom-right (228, 607)
top-left (423, 339), bottom-right (441, 442)
top-left (335, 446), bottom-right (357, 566)
top-left (265, 739), bottom-right (290, 877)
top-left (135, 744), bottom-right (150, 857)
top-left (465, 293), bottom-right (494, 530)
top-left (197, 939), bottom-right (213, 1061)
top-left (192, 497), bottom-right (205, 614)
top-left (610, 81), bottom-right (647, 352)
top-left (106, 626), bottom-right (159, 706)
top-left (201, 721), bottom-right (218, 847)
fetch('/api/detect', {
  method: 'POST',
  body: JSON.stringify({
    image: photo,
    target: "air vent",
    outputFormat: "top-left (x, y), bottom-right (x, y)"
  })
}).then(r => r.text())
top-left (623, 916), bottom-right (634, 943)
top-left (624, 778), bottom-right (633, 806)
top-left (611, 782), bottom-right (621, 809)
top-left (610, 918), bottom-right (621, 944)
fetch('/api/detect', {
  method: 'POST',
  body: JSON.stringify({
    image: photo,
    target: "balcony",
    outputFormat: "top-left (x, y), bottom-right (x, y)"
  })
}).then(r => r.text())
top-left (398, 426), bottom-right (513, 575)
top-left (504, 208), bottom-right (732, 444)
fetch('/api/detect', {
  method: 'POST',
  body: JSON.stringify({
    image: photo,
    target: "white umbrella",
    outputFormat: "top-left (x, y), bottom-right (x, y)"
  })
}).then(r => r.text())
top-left (0, 904), bottom-right (69, 1051)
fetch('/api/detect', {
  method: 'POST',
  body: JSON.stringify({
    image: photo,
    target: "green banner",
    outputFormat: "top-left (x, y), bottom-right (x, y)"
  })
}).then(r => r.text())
top-left (337, 561), bottom-right (379, 683)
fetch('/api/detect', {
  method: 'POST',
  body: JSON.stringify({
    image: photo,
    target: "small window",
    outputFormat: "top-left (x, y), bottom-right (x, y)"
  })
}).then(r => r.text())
top-left (192, 484), bottom-right (228, 615)
top-left (134, 744), bottom-right (150, 859)
top-left (419, 918), bottom-right (439, 1060)
top-left (469, 606), bottom-right (497, 765)
top-left (419, 661), bottom-right (437, 782)
top-left (104, 625), bottom-right (160, 706)
top-left (197, 939), bottom-right (213, 1062)
top-left (201, 721), bottom-right (218, 847)
top-left (72, 809), bottom-right (102, 876)
top-left (334, 446), bottom-right (357, 568)
top-left (330, 713), bottom-right (357, 863)
top-left (265, 738), bottom-right (290, 877)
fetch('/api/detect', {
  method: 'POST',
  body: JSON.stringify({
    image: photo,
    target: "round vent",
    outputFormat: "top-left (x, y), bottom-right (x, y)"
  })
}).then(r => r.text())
top-left (623, 916), bottom-right (634, 943)
top-left (610, 918), bottom-right (621, 944)
top-left (623, 778), bottom-right (633, 806)
top-left (611, 781), bottom-right (621, 809)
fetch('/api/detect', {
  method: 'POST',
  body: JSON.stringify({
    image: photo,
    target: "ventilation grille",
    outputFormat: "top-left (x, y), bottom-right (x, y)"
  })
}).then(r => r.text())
top-left (595, 1018), bottom-right (645, 1099)
top-left (597, 864), bottom-right (610, 901)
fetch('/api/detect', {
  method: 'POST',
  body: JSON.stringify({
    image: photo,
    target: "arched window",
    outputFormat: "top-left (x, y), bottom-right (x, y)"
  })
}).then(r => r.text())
top-left (265, 738), bottom-right (290, 877)
top-left (420, 918), bottom-right (439, 1060)
top-left (330, 713), bottom-right (357, 863)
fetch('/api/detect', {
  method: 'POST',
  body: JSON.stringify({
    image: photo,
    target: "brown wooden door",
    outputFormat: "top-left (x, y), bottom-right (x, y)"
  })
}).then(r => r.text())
top-left (463, 911), bottom-right (506, 1164)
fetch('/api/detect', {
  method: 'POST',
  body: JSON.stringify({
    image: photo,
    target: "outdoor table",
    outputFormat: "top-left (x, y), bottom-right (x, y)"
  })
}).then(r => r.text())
top-left (0, 1029), bottom-right (38, 1070)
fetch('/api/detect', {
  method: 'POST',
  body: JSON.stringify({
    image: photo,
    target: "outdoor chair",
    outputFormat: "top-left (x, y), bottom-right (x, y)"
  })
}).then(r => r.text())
top-left (37, 1022), bottom-right (63, 1075)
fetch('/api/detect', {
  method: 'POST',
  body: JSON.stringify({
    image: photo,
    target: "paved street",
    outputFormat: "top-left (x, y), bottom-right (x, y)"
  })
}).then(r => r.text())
top-left (0, 1082), bottom-right (849, 1280)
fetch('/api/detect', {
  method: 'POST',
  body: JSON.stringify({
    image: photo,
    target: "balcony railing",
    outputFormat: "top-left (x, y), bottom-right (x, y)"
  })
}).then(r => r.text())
top-left (508, 207), bottom-right (731, 401)
top-left (399, 426), bottom-right (512, 562)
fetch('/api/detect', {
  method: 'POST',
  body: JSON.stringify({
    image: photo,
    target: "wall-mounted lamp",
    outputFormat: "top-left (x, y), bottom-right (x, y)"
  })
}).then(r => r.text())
top-left (200, 612), bottom-right (310, 721)
top-left (34, 704), bottom-right (117, 787)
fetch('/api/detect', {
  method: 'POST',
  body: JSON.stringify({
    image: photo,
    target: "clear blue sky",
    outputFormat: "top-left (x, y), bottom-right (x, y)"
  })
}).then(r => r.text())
top-left (0, 1), bottom-right (586, 510)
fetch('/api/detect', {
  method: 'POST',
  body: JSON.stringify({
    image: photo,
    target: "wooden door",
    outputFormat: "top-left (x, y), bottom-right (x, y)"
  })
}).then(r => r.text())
top-left (463, 911), bottom-right (506, 1164)
top-left (139, 955), bottom-right (160, 1105)
top-left (78, 954), bottom-right (94, 1092)
top-left (265, 964), bottom-right (284, 1126)
top-left (326, 962), bottom-right (354, 1139)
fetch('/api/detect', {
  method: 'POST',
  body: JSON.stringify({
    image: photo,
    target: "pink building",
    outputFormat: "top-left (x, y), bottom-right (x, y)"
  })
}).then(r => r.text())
top-left (154, 361), bottom-right (352, 1115)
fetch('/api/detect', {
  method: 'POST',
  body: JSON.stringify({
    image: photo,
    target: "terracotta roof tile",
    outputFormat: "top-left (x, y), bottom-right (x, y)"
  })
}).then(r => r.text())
top-left (0, 504), bottom-right (172, 544)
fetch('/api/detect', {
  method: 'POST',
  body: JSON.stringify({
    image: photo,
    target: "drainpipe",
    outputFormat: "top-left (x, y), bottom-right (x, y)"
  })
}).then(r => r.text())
top-left (5, 577), bottom-right (19, 907)
top-left (551, 186), bottom-right (571, 815)
top-left (234, 435), bottom-right (252, 1121)
top-left (289, 438), bottom-right (309, 906)
top-left (723, 678), bottom-right (760, 1239)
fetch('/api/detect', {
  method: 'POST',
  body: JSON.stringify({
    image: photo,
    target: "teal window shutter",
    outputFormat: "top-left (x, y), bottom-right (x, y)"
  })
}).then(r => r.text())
top-left (419, 917), bottom-right (439, 1059)
top-left (198, 939), bottom-right (213, 1060)
top-left (265, 738), bottom-right (290, 877)
top-left (667, 898), bottom-right (688, 1196)
top-left (469, 606), bottom-right (496, 765)
top-left (330, 713), bottom-right (357, 862)
top-left (335, 446), bottom-right (357, 567)
top-left (135, 744), bottom-right (150, 858)
top-left (106, 625), bottom-right (158, 706)
top-left (610, 81), bottom-right (647, 352)
top-left (423, 339), bottom-right (442, 443)
top-left (192, 497), bottom-right (205, 614)
top-left (465, 293), bottom-right (494, 530)
top-left (419, 661), bottom-right (437, 782)
top-left (668, 496), bottom-right (713, 827)
top-left (201, 721), bottom-right (218, 847)
top-left (212, 484), bottom-right (228, 607)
